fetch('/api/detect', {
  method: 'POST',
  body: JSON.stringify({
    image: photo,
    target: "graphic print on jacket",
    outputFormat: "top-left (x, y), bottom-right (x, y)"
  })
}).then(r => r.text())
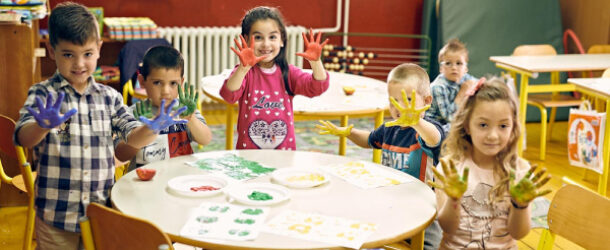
top-left (248, 94), bottom-right (288, 149)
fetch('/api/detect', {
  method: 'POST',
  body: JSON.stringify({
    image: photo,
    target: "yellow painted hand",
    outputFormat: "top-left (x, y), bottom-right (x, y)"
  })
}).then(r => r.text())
top-left (427, 159), bottom-right (469, 200)
top-left (316, 120), bottom-right (353, 137)
top-left (385, 89), bottom-right (430, 127)
top-left (509, 165), bottom-right (551, 207)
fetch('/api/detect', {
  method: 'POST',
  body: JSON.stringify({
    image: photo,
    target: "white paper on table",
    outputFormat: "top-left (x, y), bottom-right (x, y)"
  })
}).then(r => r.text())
top-left (180, 202), bottom-right (269, 241)
top-left (321, 161), bottom-right (412, 189)
top-left (264, 210), bottom-right (377, 249)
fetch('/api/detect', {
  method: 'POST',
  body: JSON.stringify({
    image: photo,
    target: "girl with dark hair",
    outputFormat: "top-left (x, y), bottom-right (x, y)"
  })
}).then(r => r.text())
top-left (221, 6), bottom-right (329, 150)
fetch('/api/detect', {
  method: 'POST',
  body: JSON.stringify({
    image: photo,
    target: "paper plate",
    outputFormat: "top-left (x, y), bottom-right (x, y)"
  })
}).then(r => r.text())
top-left (271, 168), bottom-right (330, 188)
top-left (224, 183), bottom-right (291, 206)
top-left (167, 175), bottom-right (228, 197)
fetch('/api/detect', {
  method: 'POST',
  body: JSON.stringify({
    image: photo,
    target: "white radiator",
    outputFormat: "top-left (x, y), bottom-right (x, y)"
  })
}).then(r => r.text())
top-left (157, 26), bottom-right (307, 102)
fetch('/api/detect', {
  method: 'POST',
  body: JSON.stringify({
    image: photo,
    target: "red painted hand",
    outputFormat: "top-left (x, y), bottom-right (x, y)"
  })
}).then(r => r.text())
top-left (230, 34), bottom-right (266, 67)
top-left (296, 28), bottom-right (329, 61)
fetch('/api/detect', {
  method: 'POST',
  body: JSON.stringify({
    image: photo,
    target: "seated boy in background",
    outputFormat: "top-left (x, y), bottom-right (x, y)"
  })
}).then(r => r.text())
top-left (317, 63), bottom-right (444, 250)
top-left (13, 2), bottom-right (186, 249)
top-left (426, 38), bottom-right (478, 133)
top-left (115, 46), bottom-right (212, 172)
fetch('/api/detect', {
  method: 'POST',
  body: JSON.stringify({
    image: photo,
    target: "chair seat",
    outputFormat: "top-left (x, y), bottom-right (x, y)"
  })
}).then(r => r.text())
top-left (11, 172), bottom-right (36, 193)
top-left (528, 94), bottom-right (582, 107)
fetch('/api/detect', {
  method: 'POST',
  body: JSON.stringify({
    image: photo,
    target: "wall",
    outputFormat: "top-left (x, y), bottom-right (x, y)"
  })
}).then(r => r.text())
top-left (560, 0), bottom-right (610, 53)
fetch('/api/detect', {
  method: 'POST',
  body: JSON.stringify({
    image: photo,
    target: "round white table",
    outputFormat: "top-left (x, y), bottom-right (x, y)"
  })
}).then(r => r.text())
top-left (201, 70), bottom-right (389, 163)
top-left (110, 150), bottom-right (436, 249)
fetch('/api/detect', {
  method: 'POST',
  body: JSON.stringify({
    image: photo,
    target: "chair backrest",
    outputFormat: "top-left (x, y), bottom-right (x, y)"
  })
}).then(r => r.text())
top-left (547, 184), bottom-right (610, 249)
top-left (512, 44), bottom-right (557, 56)
top-left (587, 44), bottom-right (610, 54)
top-left (0, 114), bottom-right (19, 161)
top-left (82, 202), bottom-right (173, 250)
top-left (602, 68), bottom-right (610, 78)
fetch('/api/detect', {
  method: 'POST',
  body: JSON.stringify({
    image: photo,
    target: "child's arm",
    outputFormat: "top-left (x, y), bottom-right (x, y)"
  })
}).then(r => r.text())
top-left (185, 113), bottom-right (212, 146)
top-left (507, 163), bottom-right (551, 239)
top-left (316, 120), bottom-right (371, 148)
top-left (225, 35), bottom-right (266, 92)
top-left (428, 159), bottom-right (469, 234)
top-left (296, 29), bottom-right (329, 81)
top-left (114, 141), bottom-right (138, 162)
top-left (18, 92), bottom-right (77, 147)
top-left (411, 118), bottom-right (441, 147)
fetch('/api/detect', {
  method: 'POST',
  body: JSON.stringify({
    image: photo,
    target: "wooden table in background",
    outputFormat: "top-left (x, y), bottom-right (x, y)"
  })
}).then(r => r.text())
top-left (490, 54), bottom-right (610, 155)
top-left (568, 78), bottom-right (610, 196)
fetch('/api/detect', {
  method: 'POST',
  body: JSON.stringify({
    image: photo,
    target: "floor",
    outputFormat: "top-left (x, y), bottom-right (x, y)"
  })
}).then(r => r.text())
top-left (1, 104), bottom-right (604, 249)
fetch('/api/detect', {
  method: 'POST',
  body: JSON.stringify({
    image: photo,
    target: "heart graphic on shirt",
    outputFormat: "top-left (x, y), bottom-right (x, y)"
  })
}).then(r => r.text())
top-left (245, 114), bottom-right (248, 118)
top-left (265, 110), bottom-right (271, 114)
top-left (242, 143), bottom-right (247, 148)
top-left (274, 91), bottom-right (279, 95)
top-left (275, 112), bottom-right (280, 116)
top-left (254, 111), bottom-right (260, 115)
top-left (261, 91), bottom-right (265, 94)
top-left (254, 97), bottom-right (258, 101)
top-left (248, 93), bottom-right (251, 97)
top-left (248, 120), bottom-right (287, 149)
top-left (245, 100), bottom-right (248, 104)
top-left (255, 90), bottom-right (259, 94)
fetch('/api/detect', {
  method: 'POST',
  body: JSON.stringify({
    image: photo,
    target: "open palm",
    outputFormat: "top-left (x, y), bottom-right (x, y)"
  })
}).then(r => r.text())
top-left (316, 120), bottom-right (353, 137)
top-left (296, 28), bottom-right (329, 61)
top-left (385, 89), bottom-right (430, 127)
top-left (230, 35), bottom-right (266, 67)
top-left (509, 165), bottom-right (552, 207)
top-left (428, 159), bottom-right (469, 200)
top-left (178, 81), bottom-right (198, 117)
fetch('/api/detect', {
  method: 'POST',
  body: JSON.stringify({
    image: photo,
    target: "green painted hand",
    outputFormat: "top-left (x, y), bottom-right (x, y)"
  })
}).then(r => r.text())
top-left (316, 120), bottom-right (353, 137)
top-left (427, 159), bottom-right (469, 200)
top-left (509, 165), bottom-right (552, 207)
top-left (385, 89), bottom-right (430, 127)
top-left (133, 99), bottom-right (153, 119)
top-left (178, 81), bottom-right (198, 117)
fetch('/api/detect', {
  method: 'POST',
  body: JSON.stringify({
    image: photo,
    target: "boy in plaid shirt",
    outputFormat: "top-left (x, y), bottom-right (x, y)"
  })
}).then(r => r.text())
top-left (13, 2), bottom-right (186, 249)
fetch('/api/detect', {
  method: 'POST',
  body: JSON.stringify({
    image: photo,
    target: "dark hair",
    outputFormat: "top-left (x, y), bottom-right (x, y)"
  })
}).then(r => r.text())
top-left (241, 6), bottom-right (290, 93)
top-left (140, 46), bottom-right (184, 80)
top-left (48, 2), bottom-right (100, 48)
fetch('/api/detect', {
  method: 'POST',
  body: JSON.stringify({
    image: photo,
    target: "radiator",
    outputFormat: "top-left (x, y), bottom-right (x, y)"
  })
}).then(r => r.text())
top-left (157, 26), bottom-right (307, 103)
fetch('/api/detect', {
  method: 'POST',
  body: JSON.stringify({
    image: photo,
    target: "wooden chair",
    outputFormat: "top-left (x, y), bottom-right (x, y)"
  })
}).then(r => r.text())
top-left (0, 114), bottom-right (36, 250)
top-left (511, 44), bottom-right (583, 160)
top-left (587, 44), bottom-right (610, 54)
top-left (603, 67), bottom-right (610, 79)
top-left (537, 184), bottom-right (610, 250)
top-left (79, 202), bottom-right (174, 250)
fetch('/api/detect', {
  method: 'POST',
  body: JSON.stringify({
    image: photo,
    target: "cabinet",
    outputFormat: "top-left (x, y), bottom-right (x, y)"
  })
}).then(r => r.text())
top-left (0, 22), bottom-right (41, 121)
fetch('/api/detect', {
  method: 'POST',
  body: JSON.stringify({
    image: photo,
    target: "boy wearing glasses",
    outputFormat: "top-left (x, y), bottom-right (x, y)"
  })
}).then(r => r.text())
top-left (426, 38), bottom-right (478, 132)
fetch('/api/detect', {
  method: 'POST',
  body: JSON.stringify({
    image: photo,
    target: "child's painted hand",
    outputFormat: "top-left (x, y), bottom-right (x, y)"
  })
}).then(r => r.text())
top-left (296, 28), bottom-right (329, 62)
top-left (509, 165), bottom-right (552, 208)
top-left (230, 35), bottom-right (266, 67)
top-left (316, 120), bottom-right (353, 137)
top-left (139, 99), bottom-right (187, 133)
top-left (177, 81), bottom-right (199, 117)
top-left (133, 99), bottom-right (154, 119)
top-left (385, 89), bottom-right (430, 128)
top-left (26, 92), bottom-right (77, 129)
top-left (427, 159), bottom-right (469, 200)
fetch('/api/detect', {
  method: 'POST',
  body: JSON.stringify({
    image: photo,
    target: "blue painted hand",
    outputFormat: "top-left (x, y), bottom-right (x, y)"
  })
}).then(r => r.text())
top-left (26, 92), bottom-right (77, 129)
top-left (139, 99), bottom-right (188, 133)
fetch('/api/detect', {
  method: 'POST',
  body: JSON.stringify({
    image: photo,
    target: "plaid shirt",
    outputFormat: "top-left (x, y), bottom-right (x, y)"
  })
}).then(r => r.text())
top-left (14, 73), bottom-right (139, 232)
top-left (426, 73), bottom-right (478, 128)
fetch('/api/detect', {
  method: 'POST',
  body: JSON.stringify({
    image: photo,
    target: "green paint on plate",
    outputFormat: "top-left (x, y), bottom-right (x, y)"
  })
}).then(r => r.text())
top-left (248, 191), bottom-right (273, 201)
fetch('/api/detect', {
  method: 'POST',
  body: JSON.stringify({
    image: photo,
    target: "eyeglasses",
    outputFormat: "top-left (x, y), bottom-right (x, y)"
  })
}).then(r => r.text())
top-left (440, 61), bottom-right (467, 68)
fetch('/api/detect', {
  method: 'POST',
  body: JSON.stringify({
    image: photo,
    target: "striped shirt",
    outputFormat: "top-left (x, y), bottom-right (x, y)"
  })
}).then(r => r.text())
top-left (14, 73), bottom-right (139, 232)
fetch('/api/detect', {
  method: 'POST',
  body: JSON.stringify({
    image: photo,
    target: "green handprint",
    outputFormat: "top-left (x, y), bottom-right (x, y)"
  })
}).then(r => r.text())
top-left (133, 99), bottom-right (154, 119)
top-left (385, 89), bottom-right (430, 127)
top-left (316, 120), bottom-right (353, 137)
top-left (509, 165), bottom-right (551, 208)
top-left (178, 81), bottom-right (199, 117)
top-left (427, 159), bottom-right (469, 200)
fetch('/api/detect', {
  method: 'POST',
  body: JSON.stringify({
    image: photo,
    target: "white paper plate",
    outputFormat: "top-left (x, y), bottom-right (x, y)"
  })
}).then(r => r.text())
top-left (167, 175), bottom-right (228, 197)
top-left (271, 168), bottom-right (330, 188)
top-left (224, 183), bottom-right (291, 206)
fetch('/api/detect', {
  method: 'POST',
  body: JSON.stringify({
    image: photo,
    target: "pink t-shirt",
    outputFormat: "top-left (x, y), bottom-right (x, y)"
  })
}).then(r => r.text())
top-left (220, 64), bottom-right (329, 150)
top-left (438, 157), bottom-right (531, 250)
